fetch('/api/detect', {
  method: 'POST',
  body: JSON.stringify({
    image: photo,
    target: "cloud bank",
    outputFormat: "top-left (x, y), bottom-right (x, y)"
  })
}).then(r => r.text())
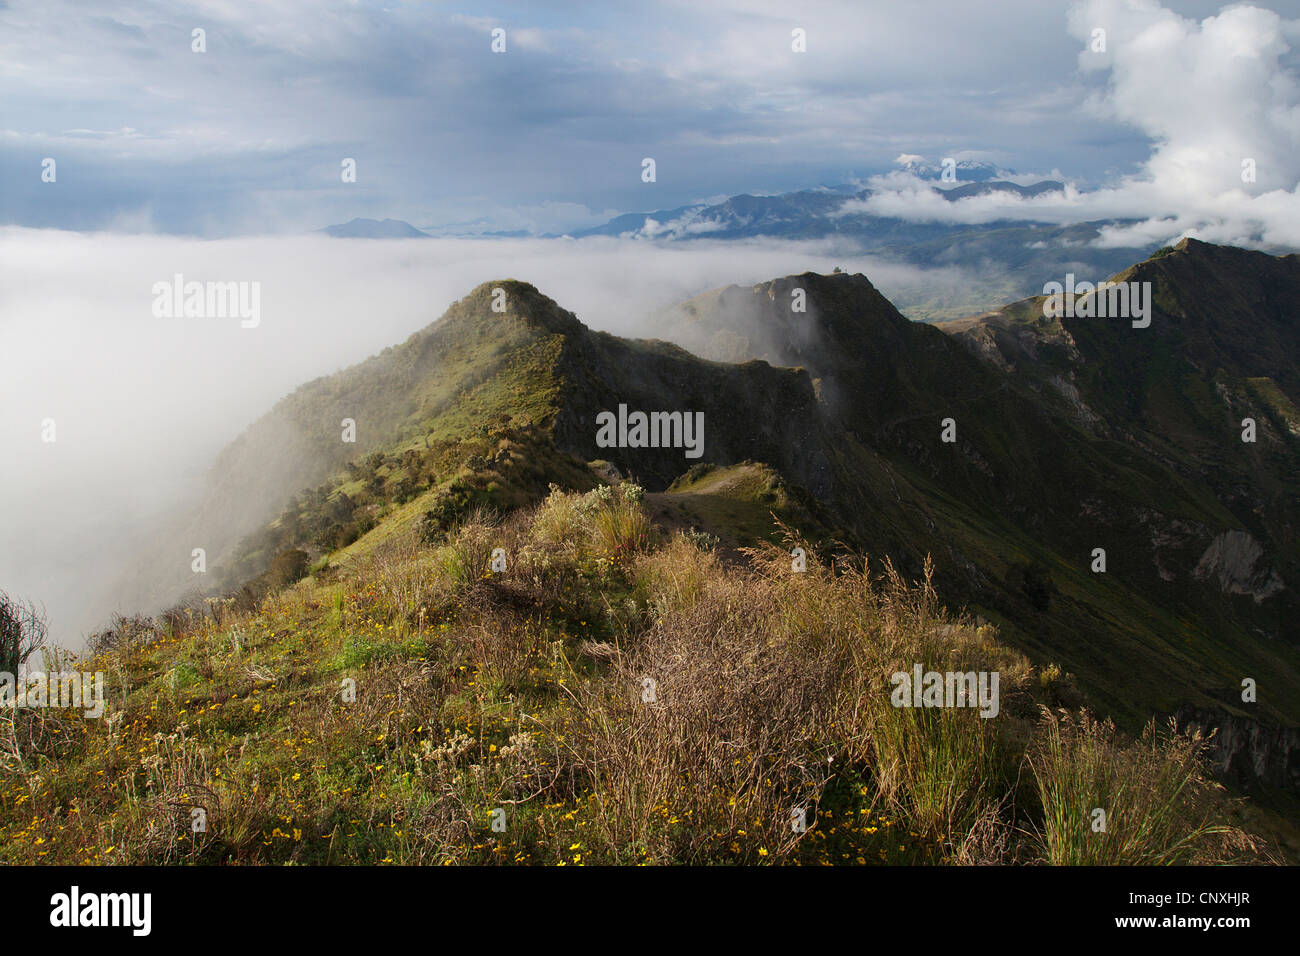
top-left (841, 2), bottom-right (1300, 249)
top-left (0, 228), bottom-right (991, 648)
top-left (0, 0), bottom-right (1231, 235)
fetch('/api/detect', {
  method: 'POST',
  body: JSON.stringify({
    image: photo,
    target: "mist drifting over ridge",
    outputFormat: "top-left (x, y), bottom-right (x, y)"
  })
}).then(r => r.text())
top-left (0, 227), bottom-right (999, 649)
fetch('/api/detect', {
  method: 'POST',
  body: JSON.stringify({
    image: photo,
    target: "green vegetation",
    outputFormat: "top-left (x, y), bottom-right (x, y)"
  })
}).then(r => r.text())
top-left (10, 241), bottom-right (1298, 864)
top-left (1247, 377), bottom-right (1300, 434)
top-left (1027, 711), bottom-right (1241, 865)
top-left (0, 486), bottom-right (1263, 865)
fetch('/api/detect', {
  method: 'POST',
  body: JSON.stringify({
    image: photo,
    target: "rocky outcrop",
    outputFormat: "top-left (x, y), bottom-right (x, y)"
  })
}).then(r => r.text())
top-left (1175, 704), bottom-right (1300, 793)
top-left (1192, 530), bottom-right (1285, 603)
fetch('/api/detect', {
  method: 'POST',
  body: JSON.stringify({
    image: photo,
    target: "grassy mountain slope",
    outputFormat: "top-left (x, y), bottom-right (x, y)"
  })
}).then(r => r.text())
top-left (943, 239), bottom-right (1298, 610)
top-left (3, 487), bottom-right (1279, 865)
top-left (24, 244), bottom-right (1295, 862)
top-left (9, 248), bottom-right (1300, 864)
top-left (204, 280), bottom-right (846, 593)
top-left (202, 260), bottom-right (1300, 758)
top-left (655, 258), bottom-right (1300, 770)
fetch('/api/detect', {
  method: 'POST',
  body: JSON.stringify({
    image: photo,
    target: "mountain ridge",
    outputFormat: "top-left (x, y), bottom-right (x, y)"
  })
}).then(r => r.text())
top-left (322, 217), bottom-right (431, 238)
top-left (112, 242), bottom-right (1300, 796)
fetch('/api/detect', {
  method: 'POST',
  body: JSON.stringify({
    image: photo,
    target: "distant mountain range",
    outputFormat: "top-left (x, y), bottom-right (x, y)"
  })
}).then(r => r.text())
top-left (322, 217), bottom-right (431, 238)
top-left (561, 178), bottom-right (1159, 318)
top-left (564, 179), bottom-right (1067, 240)
top-left (322, 175), bottom-right (1158, 320)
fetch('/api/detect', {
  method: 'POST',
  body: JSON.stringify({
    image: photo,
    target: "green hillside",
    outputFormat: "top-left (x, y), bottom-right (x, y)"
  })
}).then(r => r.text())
top-left (7, 243), bottom-right (1299, 865)
top-left (199, 254), bottom-right (1300, 775)
top-left (2, 486), bottom-right (1280, 864)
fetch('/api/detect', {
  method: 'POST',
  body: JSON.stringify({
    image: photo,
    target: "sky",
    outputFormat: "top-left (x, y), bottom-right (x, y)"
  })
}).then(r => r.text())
top-left (4, 0), bottom-right (1296, 237)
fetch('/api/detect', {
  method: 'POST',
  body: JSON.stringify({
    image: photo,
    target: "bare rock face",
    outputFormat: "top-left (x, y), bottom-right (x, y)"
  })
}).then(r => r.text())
top-left (957, 323), bottom-right (1014, 372)
top-left (1046, 373), bottom-right (1104, 431)
top-left (1176, 704), bottom-right (1300, 793)
top-left (1192, 530), bottom-right (1285, 602)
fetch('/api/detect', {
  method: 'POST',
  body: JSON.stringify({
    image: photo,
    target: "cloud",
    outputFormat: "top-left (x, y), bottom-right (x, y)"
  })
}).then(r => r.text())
top-left (0, 0), bottom-right (1170, 235)
top-left (838, 1), bottom-right (1300, 249)
top-left (639, 212), bottom-right (725, 238)
top-left (0, 227), bottom-right (996, 647)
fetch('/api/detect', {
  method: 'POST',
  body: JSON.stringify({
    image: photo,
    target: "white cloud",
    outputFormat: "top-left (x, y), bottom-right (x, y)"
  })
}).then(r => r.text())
top-left (639, 212), bottom-right (726, 238)
top-left (840, 1), bottom-right (1300, 250)
top-left (0, 0), bottom-right (1167, 235)
top-left (0, 227), bottom-right (988, 648)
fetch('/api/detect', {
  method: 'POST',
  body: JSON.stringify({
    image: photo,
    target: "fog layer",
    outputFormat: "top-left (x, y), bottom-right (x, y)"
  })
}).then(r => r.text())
top-left (0, 228), bottom-right (1000, 648)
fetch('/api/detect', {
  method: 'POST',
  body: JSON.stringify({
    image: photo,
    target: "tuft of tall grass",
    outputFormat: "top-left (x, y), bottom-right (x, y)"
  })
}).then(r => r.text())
top-left (529, 484), bottom-right (590, 550)
top-left (873, 704), bottom-right (1001, 845)
top-left (633, 532), bottom-right (719, 615)
top-left (437, 510), bottom-right (499, 586)
top-left (590, 484), bottom-right (652, 563)
top-left (1026, 709), bottom-right (1252, 865)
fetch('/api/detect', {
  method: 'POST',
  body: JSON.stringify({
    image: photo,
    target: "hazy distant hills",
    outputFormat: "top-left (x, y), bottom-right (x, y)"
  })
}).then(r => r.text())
top-left (567, 180), bottom-right (1152, 315)
top-left (567, 179), bottom-right (1069, 240)
top-left (937, 180), bottom-right (1066, 201)
top-left (567, 186), bottom-right (860, 239)
top-left (322, 217), bottom-right (431, 238)
top-left (322, 176), bottom-right (1160, 320)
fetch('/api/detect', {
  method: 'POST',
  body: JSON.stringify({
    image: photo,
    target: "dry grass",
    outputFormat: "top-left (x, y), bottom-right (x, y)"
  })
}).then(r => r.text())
top-left (0, 487), bottom-right (1269, 866)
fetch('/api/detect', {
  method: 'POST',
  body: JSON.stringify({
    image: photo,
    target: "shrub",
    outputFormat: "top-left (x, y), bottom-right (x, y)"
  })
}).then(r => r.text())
top-left (567, 543), bottom-right (1015, 863)
top-left (591, 506), bottom-right (649, 562)
top-left (529, 484), bottom-right (589, 549)
top-left (528, 482), bottom-right (652, 567)
top-left (590, 483), bottom-right (652, 564)
top-left (0, 592), bottom-right (47, 676)
top-left (634, 532), bottom-right (719, 616)
top-left (158, 604), bottom-right (200, 640)
top-left (420, 479), bottom-right (488, 546)
top-left (85, 613), bottom-right (157, 657)
top-left (438, 511), bottom-right (499, 586)
top-left (681, 527), bottom-right (719, 552)
top-left (565, 568), bottom-right (843, 863)
top-left (263, 549), bottom-right (310, 593)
